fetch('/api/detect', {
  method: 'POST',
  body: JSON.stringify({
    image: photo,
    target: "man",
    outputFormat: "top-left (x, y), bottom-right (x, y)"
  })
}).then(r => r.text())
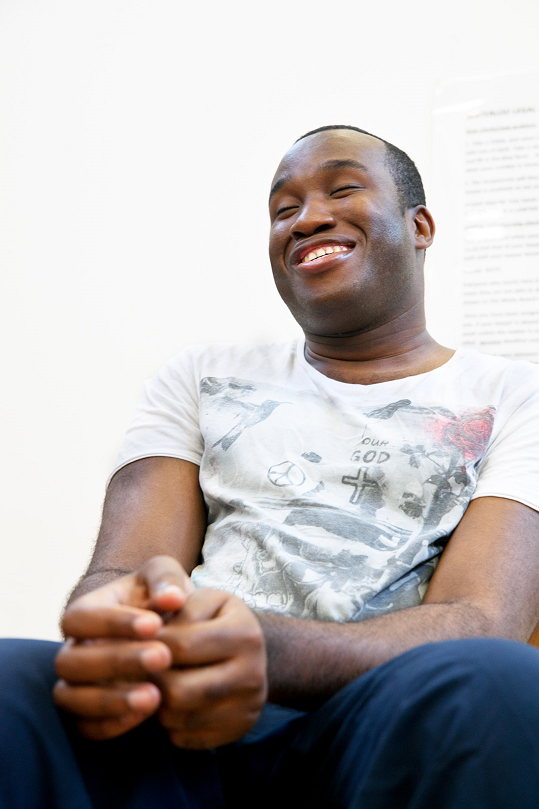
top-left (3, 125), bottom-right (539, 808)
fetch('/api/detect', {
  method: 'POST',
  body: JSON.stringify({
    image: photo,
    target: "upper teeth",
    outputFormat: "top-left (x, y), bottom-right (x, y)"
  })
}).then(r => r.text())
top-left (301, 245), bottom-right (350, 263)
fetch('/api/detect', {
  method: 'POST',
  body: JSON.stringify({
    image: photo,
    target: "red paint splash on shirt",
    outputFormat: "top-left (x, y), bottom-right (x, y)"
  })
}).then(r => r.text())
top-left (428, 407), bottom-right (495, 462)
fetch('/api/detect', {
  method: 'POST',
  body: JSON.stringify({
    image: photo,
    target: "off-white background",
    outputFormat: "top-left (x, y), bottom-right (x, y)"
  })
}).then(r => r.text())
top-left (1, 0), bottom-right (538, 640)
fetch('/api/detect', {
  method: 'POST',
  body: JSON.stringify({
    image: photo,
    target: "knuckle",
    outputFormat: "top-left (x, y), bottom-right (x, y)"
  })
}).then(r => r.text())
top-left (107, 648), bottom-right (125, 677)
top-left (97, 688), bottom-right (118, 716)
top-left (162, 630), bottom-right (191, 660)
top-left (52, 679), bottom-right (68, 707)
top-left (202, 680), bottom-right (232, 702)
top-left (149, 554), bottom-right (175, 566)
top-left (60, 606), bottom-right (79, 636)
top-left (170, 680), bottom-right (189, 706)
top-left (241, 623), bottom-right (264, 652)
top-left (159, 675), bottom-right (186, 707)
top-left (236, 662), bottom-right (268, 701)
top-left (54, 642), bottom-right (80, 680)
top-left (244, 673), bottom-right (267, 697)
top-left (109, 646), bottom-right (139, 678)
top-left (145, 555), bottom-right (180, 579)
top-left (54, 647), bottom-right (70, 679)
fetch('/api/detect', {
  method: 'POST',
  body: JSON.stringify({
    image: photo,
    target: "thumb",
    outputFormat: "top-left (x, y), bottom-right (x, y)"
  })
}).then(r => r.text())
top-left (138, 555), bottom-right (196, 613)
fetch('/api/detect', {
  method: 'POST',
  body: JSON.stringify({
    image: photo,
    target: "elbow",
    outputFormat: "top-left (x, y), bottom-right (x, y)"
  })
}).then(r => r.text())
top-left (450, 598), bottom-right (535, 643)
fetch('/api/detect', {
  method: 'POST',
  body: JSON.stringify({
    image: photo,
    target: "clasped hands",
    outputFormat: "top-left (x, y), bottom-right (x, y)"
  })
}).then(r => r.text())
top-left (54, 556), bottom-right (268, 749)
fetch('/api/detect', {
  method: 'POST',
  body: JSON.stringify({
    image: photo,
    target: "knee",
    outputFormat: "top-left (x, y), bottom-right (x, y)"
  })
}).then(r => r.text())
top-left (333, 638), bottom-right (539, 743)
top-left (322, 638), bottom-right (539, 781)
top-left (375, 638), bottom-right (539, 742)
top-left (383, 637), bottom-right (539, 705)
top-left (403, 637), bottom-right (539, 696)
top-left (0, 638), bottom-right (61, 711)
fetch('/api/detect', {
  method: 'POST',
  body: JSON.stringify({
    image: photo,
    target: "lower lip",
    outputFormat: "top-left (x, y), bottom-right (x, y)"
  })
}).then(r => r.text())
top-left (293, 248), bottom-right (354, 275)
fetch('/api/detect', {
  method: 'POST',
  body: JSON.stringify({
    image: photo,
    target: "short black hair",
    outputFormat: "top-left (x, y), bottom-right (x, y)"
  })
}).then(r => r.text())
top-left (295, 125), bottom-right (426, 212)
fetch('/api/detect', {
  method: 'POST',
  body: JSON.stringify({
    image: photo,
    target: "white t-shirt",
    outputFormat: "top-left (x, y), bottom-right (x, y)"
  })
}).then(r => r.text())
top-left (111, 340), bottom-right (539, 623)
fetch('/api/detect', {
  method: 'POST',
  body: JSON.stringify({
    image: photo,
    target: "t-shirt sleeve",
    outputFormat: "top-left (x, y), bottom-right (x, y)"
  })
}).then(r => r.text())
top-left (472, 373), bottom-right (539, 512)
top-left (108, 348), bottom-right (203, 484)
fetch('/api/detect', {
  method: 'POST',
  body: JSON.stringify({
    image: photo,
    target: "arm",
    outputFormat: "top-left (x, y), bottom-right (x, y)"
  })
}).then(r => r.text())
top-left (260, 496), bottom-right (539, 709)
top-left (65, 455), bottom-right (207, 606)
top-left (55, 456), bottom-right (267, 746)
top-left (57, 472), bottom-right (539, 741)
top-left (55, 456), bottom-right (207, 738)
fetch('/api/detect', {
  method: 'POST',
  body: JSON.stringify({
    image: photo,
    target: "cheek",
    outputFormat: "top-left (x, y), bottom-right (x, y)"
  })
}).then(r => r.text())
top-left (268, 228), bottom-right (287, 269)
top-left (365, 204), bottom-right (408, 246)
top-left (271, 265), bottom-right (291, 300)
top-left (268, 253), bottom-right (294, 305)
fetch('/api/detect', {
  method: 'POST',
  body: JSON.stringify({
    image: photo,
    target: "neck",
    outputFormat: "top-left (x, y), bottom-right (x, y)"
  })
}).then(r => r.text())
top-left (303, 307), bottom-right (454, 385)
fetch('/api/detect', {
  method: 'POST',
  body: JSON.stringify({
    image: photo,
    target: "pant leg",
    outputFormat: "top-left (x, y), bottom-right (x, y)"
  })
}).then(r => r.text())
top-left (6, 636), bottom-right (539, 808)
top-left (0, 639), bottom-right (226, 809)
top-left (264, 638), bottom-right (539, 809)
top-left (217, 702), bottom-right (307, 807)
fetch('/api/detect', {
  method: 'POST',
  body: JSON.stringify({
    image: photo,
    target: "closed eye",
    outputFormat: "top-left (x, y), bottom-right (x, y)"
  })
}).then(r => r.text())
top-left (275, 205), bottom-right (299, 218)
top-left (331, 185), bottom-right (363, 196)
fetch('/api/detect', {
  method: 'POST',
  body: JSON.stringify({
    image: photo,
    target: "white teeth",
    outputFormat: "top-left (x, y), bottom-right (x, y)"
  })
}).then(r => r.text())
top-left (301, 244), bottom-right (350, 263)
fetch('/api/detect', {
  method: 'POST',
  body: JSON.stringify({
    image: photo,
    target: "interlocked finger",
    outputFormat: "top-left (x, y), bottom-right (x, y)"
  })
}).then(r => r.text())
top-left (141, 555), bottom-right (196, 613)
top-left (76, 712), bottom-right (152, 741)
top-left (157, 591), bottom-right (264, 667)
top-left (62, 603), bottom-right (163, 640)
top-left (55, 638), bottom-right (172, 682)
top-left (161, 697), bottom-right (265, 750)
top-left (53, 679), bottom-right (161, 718)
top-left (153, 657), bottom-right (265, 714)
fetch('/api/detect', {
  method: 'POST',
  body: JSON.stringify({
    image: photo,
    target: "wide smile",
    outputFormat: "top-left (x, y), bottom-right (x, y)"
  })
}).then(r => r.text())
top-left (300, 244), bottom-right (351, 264)
top-left (290, 240), bottom-right (356, 273)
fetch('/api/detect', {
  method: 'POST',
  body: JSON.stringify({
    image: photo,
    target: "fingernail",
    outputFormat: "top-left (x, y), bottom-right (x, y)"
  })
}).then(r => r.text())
top-left (155, 583), bottom-right (183, 598)
top-left (140, 646), bottom-right (170, 671)
top-left (127, 685), bottom-right (160, 711)
top-left (133, 613), bottom-right (162, 636)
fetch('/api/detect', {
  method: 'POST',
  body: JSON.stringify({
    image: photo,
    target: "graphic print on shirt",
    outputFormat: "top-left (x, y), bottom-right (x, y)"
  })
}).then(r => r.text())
top-left (195, 376), bottom-right (496, 622)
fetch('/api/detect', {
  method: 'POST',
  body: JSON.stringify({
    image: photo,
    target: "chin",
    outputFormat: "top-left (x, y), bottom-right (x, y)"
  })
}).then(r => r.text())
top-left (289, 300), bottom-right (372, 337)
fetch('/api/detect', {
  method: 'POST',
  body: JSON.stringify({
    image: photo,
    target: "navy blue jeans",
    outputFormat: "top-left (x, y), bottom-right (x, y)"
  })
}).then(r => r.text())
top-left (2, 637), bottom-right (539, 808)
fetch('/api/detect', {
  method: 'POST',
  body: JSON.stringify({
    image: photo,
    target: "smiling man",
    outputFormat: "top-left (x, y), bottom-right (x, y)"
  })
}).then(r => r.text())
top-left (269, 131), bottom-right (430, 346)
top-left (3, 126), bottom-right (539, 808)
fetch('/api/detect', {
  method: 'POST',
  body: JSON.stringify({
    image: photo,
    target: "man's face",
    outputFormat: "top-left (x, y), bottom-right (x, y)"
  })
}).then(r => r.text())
top-left (268, 130), bottom-right (425, 337)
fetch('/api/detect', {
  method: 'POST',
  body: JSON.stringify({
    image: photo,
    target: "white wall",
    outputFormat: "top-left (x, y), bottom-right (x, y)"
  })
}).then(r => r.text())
top-left (1, 0), bottom-right (538, 640)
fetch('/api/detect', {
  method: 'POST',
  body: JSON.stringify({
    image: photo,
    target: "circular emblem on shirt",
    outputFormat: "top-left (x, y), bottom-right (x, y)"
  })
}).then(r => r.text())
top-left (267, 461), bottom-right (306, 487)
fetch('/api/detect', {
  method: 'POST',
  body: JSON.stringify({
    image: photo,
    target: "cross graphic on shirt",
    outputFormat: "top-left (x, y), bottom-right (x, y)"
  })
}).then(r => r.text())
top-left (342, 466), bottom-right (380, 505)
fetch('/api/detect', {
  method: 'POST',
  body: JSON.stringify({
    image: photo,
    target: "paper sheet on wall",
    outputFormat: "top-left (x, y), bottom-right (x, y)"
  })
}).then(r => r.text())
top-left (429, 70), bottom-right (539, 362)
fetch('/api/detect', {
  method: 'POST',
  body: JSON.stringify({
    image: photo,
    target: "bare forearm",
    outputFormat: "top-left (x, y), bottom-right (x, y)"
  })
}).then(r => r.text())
top-left (65, 567), bottom-right (134, 609)
top-left (259, 600), bottom-right (500, 709)
top-left (62, 457), bottom-right (206, 623)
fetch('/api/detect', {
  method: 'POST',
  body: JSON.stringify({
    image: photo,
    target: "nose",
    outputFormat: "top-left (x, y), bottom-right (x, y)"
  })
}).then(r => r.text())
top-left (291, 197), bottom-right (336, 239)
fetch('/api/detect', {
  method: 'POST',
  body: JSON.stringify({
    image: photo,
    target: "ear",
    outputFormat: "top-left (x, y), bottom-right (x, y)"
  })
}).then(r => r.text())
top-left (409, 205), bottom-right (435, 249)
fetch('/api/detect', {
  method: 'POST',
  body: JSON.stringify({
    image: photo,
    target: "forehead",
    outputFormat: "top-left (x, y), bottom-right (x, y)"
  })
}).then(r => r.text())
top-left (271, 130), bottom-right (391, 193)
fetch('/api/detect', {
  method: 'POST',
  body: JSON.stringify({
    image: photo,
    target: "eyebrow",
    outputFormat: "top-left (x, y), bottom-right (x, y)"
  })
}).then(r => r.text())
top-left (269, 159), bottom-right (369, 203)
top-left (320, 158), bottom-right (369, 173)
top-left (269, 174), bottom-right (291, 203)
